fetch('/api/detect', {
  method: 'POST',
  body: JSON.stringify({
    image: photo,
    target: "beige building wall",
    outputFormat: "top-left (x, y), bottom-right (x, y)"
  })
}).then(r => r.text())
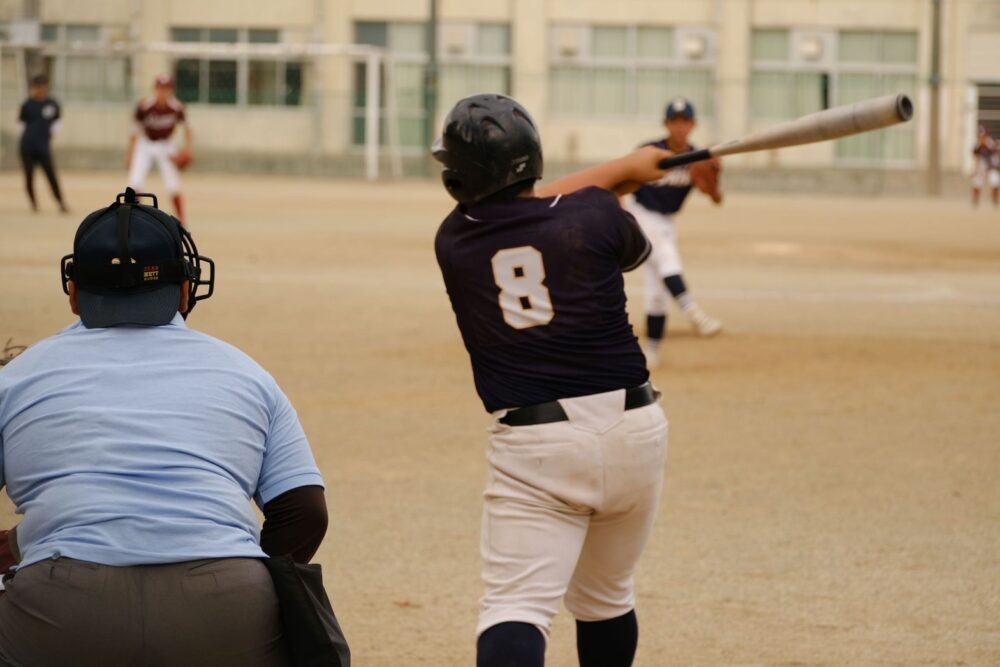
top-left (2, 0), bottom-right (1000, 173)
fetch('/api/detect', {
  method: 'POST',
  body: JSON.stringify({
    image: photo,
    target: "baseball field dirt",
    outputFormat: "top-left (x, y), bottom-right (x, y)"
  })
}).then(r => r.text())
top-left (1, 171), bottom-right (998, 666)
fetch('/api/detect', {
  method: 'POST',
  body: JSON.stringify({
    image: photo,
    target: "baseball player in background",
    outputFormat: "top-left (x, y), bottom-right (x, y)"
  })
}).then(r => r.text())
top-left (433, 94), bottom-right (673, 667)
top-left (127, 74), bottom-right (192, 223)
top-left (971, 125), bottom-right (999, 208)
top-left (623, 98), bottom-right (724, 367)
top-left (18, 74), bottom-right (68, 213)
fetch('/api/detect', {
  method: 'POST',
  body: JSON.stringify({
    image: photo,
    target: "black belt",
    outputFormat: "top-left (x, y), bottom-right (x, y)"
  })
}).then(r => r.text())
top-left (499, 383), bottom-right (659, 427)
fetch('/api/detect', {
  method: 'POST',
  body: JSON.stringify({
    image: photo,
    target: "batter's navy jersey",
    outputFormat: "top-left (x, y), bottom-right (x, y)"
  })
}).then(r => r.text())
top-left (633, 139), bottom-right (696, 215)
top-left (435, 186), bottom-right (652, 412)
top-left (19, 98), bottom-right (61, 152)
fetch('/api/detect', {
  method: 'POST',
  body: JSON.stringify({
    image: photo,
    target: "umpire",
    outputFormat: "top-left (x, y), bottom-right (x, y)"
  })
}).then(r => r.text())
top-left (0, 189), bottom-right (327, 665)
top-left (18, 74), bottom-right (68, 213)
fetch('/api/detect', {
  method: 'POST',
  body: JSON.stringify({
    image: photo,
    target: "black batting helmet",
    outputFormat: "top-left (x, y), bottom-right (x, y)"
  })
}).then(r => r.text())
top-left (432, 94), bottom-right (543, 206)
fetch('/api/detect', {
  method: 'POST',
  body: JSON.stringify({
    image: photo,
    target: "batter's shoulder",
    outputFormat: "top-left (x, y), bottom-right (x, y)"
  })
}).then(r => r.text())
top-left (561, 185), bottom-right (620, 210)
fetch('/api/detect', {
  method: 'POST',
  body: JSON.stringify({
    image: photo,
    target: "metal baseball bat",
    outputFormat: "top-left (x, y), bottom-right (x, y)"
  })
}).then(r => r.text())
top-left (658, 94), bottom-right (914, 169)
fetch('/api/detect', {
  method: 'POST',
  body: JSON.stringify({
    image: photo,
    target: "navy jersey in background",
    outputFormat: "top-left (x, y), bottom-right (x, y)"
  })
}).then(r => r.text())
top-left (435, 186), bottom-right (651, 412)
top-left (19, 98), bottom-right (61, 152)
top-left (633, 139), bottom-right (697, 215)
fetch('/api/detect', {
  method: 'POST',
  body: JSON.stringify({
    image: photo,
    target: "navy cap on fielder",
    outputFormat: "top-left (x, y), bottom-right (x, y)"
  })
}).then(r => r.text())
top-left (665, 98), bottom-right (696, 121)
top-left (432, 93), bottom-right (543, 206)
top-left (60, 187), bottom-right (214, 328)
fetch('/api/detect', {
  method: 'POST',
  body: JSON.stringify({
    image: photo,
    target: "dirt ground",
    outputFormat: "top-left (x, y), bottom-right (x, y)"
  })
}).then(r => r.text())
top-left (1, 170), bottom-right (999, 666)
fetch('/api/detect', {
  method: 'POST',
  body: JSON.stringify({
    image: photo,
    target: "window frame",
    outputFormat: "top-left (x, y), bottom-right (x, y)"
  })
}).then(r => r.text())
top-left (37, 23), bottom-right (133, 102)
top-left (170, 26), bottom-right (305, 108)
top-left (351, 20), bottom-right (513, 151)
top-left (547, 23), bottom-right (717, 119)
top-left (748, 28), bottom-right (919, 165)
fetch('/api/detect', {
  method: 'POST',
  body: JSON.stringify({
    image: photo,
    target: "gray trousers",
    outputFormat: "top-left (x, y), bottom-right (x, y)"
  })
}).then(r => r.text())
top-left (0, 557), bottom-right (290, 666)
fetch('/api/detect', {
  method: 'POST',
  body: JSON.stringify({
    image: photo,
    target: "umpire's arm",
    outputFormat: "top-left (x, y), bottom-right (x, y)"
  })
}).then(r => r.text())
top-left (261, 485), bottom-right (328, 563)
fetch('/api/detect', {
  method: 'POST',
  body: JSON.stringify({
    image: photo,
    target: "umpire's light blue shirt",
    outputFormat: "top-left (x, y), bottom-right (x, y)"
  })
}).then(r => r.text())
top-left (0, 314), bottom-right (324, 568)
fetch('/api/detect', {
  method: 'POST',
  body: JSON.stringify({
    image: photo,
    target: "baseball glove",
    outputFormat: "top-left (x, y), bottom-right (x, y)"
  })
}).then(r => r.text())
top-left (171, 149), bottom-right (193, 171)
top-left (689, 158), bottom-right (723, 203)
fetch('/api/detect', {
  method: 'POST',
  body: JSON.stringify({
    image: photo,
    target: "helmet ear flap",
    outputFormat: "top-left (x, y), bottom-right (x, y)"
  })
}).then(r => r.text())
top-left (441, 169), bottom-right (464, 198)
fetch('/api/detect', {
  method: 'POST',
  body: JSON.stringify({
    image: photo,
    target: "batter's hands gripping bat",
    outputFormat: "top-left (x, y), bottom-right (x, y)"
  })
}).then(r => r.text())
top-left (658, 94), bottom-right (914, 169)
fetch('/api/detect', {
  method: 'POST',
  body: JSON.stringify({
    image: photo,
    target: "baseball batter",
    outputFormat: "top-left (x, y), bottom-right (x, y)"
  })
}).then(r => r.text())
top-left (623, 98), bottom-right (724, 367)
top-left (433, 94), bottom-right (672, 667)
top-left (127, 74), bottom-right (192, 223)
top-left (971, 125), bottom-right (999, 208)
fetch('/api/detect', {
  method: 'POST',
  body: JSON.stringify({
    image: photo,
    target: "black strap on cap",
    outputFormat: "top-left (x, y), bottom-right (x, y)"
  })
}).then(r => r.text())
top-left (115, 188), bottom-right (136, 286)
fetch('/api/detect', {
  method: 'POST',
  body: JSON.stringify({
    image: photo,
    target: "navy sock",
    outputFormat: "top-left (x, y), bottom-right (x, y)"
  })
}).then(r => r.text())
top-left (646, 314), bottom-right (666, 341)
top-left (576, 610), bottom-right (638, 667)
top-left (663, 274), bottom-right (688, 299)
top-left (477, 622), bottom-right (545, 667)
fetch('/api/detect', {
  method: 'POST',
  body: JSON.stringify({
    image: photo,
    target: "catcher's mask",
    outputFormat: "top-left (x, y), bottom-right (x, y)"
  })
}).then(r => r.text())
top-left (60, 187), bottom-right (214, 328)
top-left (432, 93), bottom-right (543, 207)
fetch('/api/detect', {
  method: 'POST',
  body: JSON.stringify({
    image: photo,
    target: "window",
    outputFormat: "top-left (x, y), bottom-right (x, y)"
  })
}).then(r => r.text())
top-left (439, 24), bottom-right (511, 116)
top-left (171, 27), bottom-right (305, 107)
top-left (549, 24), bottom-right (715, 119)
top-left (37, 24), bottom-right (132, 102)
top-left (353, 21), bottom-right (512, 150)
top-left (834, 31), bottom-right (918, 162)
top-left (749, 29), bottom-right (917, 163)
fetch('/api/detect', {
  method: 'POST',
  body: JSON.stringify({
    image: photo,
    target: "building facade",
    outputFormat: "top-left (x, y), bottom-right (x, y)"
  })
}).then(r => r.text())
top-left (1, 0), bottom-right (999, 177)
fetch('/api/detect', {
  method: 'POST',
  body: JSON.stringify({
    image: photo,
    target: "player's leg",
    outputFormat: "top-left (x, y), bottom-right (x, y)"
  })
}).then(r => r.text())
top-left (564, 403), bottom-right (668, 667)
top-left (20, 148), bottom-right (37, 211)
top-left (127, 137), bottom-right (154, 192)
top-left (623, 199), bottom-right (671, 367)
top-left (664, 273), bottom-right (721, 337)
top-left (971, 170), bottom-right (984, 207)
top-left (659, 218), bottom-right (721, 337)
top-left (477, 421), bottom-right (599, 667)
top-left (989, 170), bottom-right (1000, 208)
top-left (154, 144), bottom-right (184, 223)
top-left (37, 149), bottom-right (67, 213)
top-left (643, 262), bottom-right (670, 368)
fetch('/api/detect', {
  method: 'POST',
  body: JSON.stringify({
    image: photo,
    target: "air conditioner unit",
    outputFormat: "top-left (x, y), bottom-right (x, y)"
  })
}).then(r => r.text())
top-left (441, 24), bottom-right (470, 56)
top-left (676, 27), bottom-right (716, 61)
top-left (791, 31), bottom-right (835, 66)
top-left (554, 27), bottom-right (584, 59)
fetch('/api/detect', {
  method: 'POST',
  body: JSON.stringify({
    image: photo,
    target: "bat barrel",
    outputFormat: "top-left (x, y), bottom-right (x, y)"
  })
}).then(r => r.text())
top-left (895, 94), bottom-right (914, 122)
top-left (656, 93), bottom-right (915, 170)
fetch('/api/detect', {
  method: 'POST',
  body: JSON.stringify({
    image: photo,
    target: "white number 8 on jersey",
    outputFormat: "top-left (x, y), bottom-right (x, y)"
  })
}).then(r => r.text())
top-left (491, 246), bottom-right (555, 330)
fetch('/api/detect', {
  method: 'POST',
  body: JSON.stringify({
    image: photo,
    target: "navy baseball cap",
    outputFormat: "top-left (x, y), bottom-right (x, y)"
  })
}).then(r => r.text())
top-left (665, 98), bottom-right (696, 120)
top-left (61, 189), bottom-right (210, 328)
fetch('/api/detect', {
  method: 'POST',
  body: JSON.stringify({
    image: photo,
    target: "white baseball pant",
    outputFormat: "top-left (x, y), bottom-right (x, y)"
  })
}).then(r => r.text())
top-left (477, 388), bottom-right (668, 639)
top-left (623, 196), bottom-right (681, 317)
top-left (128, 137), bottom-right (181, 195)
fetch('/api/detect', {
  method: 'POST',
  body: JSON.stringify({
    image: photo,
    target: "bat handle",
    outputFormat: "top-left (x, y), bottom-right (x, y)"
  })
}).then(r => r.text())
top-left (657, 148), bottom-right (713, 169)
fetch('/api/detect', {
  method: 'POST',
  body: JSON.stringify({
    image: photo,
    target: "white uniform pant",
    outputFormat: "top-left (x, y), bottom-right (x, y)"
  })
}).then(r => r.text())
top-left (128, 137), bottom-right (181, 195)
top-left (478, 389), bottom-right (668, 639)
top-left (623, 196), bottom-right (681, 317)
top-left (971, 166), bottom-right (1000, 189)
